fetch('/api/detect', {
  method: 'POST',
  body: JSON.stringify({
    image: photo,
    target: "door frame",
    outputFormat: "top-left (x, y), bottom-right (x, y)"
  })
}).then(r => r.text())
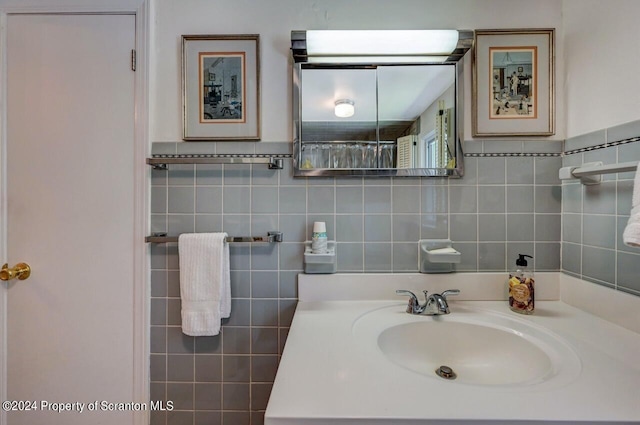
top-left (0, 3), bottom-right (150, 425)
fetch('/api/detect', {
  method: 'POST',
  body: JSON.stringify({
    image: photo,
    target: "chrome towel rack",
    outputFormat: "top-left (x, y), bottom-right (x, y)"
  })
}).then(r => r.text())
top-left (147, 156), bottom-right (284, 170)
top-left (145, 231), bottom-right (283, 244)
top-left (559, 161), bottom-right (638, 185)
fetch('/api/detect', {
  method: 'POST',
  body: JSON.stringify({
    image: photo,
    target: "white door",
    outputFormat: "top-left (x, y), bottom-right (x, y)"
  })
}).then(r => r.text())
top-left (3, 14), bottom-right (136, 425)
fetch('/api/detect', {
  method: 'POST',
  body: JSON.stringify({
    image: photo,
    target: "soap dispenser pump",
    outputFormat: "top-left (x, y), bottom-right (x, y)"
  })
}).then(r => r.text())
top-left (508, 254), bottom-right (534, 314)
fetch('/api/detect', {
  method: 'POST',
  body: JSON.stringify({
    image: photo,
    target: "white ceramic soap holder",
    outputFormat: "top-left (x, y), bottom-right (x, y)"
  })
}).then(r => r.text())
top-left (419, 239), bottom-right (461, 273)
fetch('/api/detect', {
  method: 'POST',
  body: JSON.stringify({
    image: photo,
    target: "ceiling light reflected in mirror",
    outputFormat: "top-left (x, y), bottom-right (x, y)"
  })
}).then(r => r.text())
top-left (334, 99), bottom-right (355, 118)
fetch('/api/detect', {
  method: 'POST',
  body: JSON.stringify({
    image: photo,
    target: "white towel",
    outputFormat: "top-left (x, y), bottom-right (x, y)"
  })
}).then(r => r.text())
top-left (623, 161), bottom-right (640, 247)
top-left (178, 233), bottom-right (231, 336)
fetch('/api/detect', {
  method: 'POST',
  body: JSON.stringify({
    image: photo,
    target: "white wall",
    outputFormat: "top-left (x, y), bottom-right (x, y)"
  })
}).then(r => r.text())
top-left (563, 0), bottom-right (640, 138)
top-left (0, 0), bottom-right (143, 10)
top-left (151, 0), bottom-right (565, 142)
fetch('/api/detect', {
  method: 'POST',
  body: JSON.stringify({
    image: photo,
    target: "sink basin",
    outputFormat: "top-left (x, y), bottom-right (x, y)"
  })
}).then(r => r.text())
top-left (353, 303), bottom-right (581, 389)
top-left (379, 321), bottom-right (553, 385)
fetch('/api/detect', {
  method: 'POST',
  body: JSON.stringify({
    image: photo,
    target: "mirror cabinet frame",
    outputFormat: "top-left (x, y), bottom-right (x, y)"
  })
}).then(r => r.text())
top-left (291, 30), bottom-right (474, 178)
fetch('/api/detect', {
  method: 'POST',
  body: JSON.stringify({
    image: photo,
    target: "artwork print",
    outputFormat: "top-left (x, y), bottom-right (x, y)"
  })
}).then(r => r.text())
top-left (472, 29), bottom-right (554, 137)
top-left (182, 34), bottom-right (260, 141)
top-left (199, 52), bottom-right (246, 123)
top-left (489, 47), bottom-right (537, 119)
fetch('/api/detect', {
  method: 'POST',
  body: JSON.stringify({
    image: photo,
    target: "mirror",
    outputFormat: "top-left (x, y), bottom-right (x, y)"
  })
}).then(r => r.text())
top-left (291, 30), bottom-right (473, 177)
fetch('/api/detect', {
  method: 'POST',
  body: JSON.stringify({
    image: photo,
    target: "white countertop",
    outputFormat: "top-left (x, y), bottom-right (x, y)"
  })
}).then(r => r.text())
top-left (265, 274), bottom-right (640, 425)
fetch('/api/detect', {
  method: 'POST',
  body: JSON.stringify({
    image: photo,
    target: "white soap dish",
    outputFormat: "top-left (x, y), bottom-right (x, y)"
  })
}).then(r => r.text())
top-left (420, 239), bottom-right (460, 273)
top-left (426, 246), bottom-right (461, 263)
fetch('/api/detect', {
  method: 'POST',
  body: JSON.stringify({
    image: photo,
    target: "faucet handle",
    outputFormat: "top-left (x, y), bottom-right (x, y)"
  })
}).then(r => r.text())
top-left (396, 290), bottom-right (421, 314)
top-left (441, 289), bottom-right (460, 299)
top-left (396, 289), bottom-right (418, 301)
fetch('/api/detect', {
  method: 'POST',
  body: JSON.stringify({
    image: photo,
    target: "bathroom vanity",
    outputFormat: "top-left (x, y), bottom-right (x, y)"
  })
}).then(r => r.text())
top-left (265, 273), bottom-right (640, 425)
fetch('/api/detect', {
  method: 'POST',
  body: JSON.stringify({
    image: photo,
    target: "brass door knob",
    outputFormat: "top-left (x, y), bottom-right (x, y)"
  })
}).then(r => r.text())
top-left (0, 262), bottom-right (31, 281)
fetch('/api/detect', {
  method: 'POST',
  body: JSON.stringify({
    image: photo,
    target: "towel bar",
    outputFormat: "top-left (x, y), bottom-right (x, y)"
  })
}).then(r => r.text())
top-left (147, 156), bottom-right (284, 170)
top-left (145, 231), bottom-right (283, 244)
top-left (559, 161), bottom-right (638, 185)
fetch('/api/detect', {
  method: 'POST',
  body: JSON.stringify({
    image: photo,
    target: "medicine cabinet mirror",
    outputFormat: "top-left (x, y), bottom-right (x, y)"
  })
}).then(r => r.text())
top-left (291, 30), bottom-right (473, 177)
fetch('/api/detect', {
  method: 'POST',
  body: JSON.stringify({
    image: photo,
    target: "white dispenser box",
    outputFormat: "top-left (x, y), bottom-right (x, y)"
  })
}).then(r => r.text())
top-left (304, 241), bottom-right (336, 274)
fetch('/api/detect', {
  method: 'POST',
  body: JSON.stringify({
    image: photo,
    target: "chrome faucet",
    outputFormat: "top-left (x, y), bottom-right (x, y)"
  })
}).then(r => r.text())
top-left (396, 289), bottom-right (460, 315)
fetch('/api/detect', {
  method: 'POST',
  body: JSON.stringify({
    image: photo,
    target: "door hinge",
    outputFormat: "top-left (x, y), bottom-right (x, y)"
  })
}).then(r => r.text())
top-left (131, 49), bottom-right (136, 72)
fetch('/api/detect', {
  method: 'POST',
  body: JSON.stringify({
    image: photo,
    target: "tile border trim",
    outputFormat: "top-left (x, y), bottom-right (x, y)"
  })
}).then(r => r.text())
top-left (151, 153), bottom-right (293, 159)
top-left (464, 152), bottom-right (561, 157)
top-left (564, 136), bottom-right (640, 156)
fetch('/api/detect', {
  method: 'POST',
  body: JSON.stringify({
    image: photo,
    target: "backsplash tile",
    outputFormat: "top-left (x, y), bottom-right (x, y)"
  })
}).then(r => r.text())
top-left (477, 186), bottom-right (505, 213)
top-left (583, 182), bottom-right (617, 215)
top-left (479, 214), bottom-right (506, 241)
top-left (420, 214), bottom-right (448, 239)
top-left (150, 140), bottom-right (564, 424)
top-left (534, 186), bottom-right (561, 213)
top-left (534, 157), bottom-right (562, 185)
top-left (477, 157), bottom-right (506, 184)
top-left (449, 185), bottom-right (477, 213)
top-left (534, 242), bottom-right (561, 271)
top-left (582, 246), bottom-right (616, 287)
top-left (561, 130), bottom-right (640, 295)
top-left (450, 214), bottom-right (477, 241)
top-left (364, 243), bottom-right (392, 271)
top-left (337, 242), bottom-right (364, 271)
top-left (478, 242), bottom-right (506, 271)
top-left (607, 120), bottom-right (640, 144)
top-left (363, 186), bottom-right (392, 213)
top-left (582, 215), bottom-right (616, 249)
top-left (482, 140), bottom-right (524, 153)
top-left (364, 215), bottom-right (391, 241)
top-left (505, 157), bottom-right (534, 184)
top-left (336, 186), bottom-right (364, 213)
top-left (506, 186), bottom-right (534, 213)
top-left (618, 142), bottom-right (640, 180)
top-left (506, 214), bottom-right (533, 242)
top-left (617, 253), bottom-right (640, 293)
top-left (564, 129), bottom-right (606, 152)
top-left (562, 213), bottom-right (582, 244)
top-left (535, 214), bottom-right (561, 241)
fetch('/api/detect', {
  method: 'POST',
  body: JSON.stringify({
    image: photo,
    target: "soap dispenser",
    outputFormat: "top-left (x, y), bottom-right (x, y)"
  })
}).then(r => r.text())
top-left (508, 254), bottom-right (534, 314)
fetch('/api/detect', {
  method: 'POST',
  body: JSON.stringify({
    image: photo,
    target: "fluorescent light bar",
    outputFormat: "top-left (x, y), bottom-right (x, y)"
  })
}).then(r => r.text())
top-left (307, 55), bottom-right (452, 64)
top-left (306, 30), bottom-right (459, 56)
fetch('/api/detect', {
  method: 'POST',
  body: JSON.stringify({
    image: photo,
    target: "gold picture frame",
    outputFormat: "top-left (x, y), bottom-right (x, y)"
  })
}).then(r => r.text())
top-left (472, 29), bottom-right (555, 137)
top-left (182, 34), bottom-right (260, 140)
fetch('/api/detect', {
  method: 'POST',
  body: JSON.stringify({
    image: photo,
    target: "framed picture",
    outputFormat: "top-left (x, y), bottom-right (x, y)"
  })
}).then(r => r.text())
top-left (472, 29), bottom-right (554, 137)
top-left (182, 34), bottom-right (260, 140)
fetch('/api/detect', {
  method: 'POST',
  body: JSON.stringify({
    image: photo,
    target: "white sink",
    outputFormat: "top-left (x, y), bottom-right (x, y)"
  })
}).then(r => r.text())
top-left (267, 274), bottom-right (640, 425)
top-left (353, 303), bottom-right (582, 389)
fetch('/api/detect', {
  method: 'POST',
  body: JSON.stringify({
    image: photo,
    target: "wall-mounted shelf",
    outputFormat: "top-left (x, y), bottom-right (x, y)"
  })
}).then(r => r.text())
top-left (147, 156), bottom-right (283, 170)
top-left (146, 231), bottom-right (283, 244)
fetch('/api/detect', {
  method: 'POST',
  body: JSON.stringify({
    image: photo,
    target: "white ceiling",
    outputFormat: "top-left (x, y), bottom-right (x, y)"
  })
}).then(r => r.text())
top-left (301, 65), bottom-right (454, 122)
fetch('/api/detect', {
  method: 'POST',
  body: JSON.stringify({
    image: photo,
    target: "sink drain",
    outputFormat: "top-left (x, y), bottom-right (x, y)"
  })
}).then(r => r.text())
top-left (435, 365), bottom-right (457, 380)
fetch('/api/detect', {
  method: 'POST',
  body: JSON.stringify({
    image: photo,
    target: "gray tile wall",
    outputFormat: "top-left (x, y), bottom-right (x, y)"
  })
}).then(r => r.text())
top-left (562, 120), bottom-right (640, 296)
top-left (149, 140), bottom-right (562, 425)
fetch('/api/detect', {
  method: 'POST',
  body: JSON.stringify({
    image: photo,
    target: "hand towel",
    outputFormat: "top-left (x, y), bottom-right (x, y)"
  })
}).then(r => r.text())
top-left (623, 161), bottom-right (640, 247)
top-left (178, 233), bottom-right (231, 336)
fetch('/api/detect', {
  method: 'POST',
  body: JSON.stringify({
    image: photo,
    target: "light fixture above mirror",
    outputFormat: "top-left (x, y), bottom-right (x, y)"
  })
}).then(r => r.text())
top-left (292, 29), bottom-right (473, 64)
